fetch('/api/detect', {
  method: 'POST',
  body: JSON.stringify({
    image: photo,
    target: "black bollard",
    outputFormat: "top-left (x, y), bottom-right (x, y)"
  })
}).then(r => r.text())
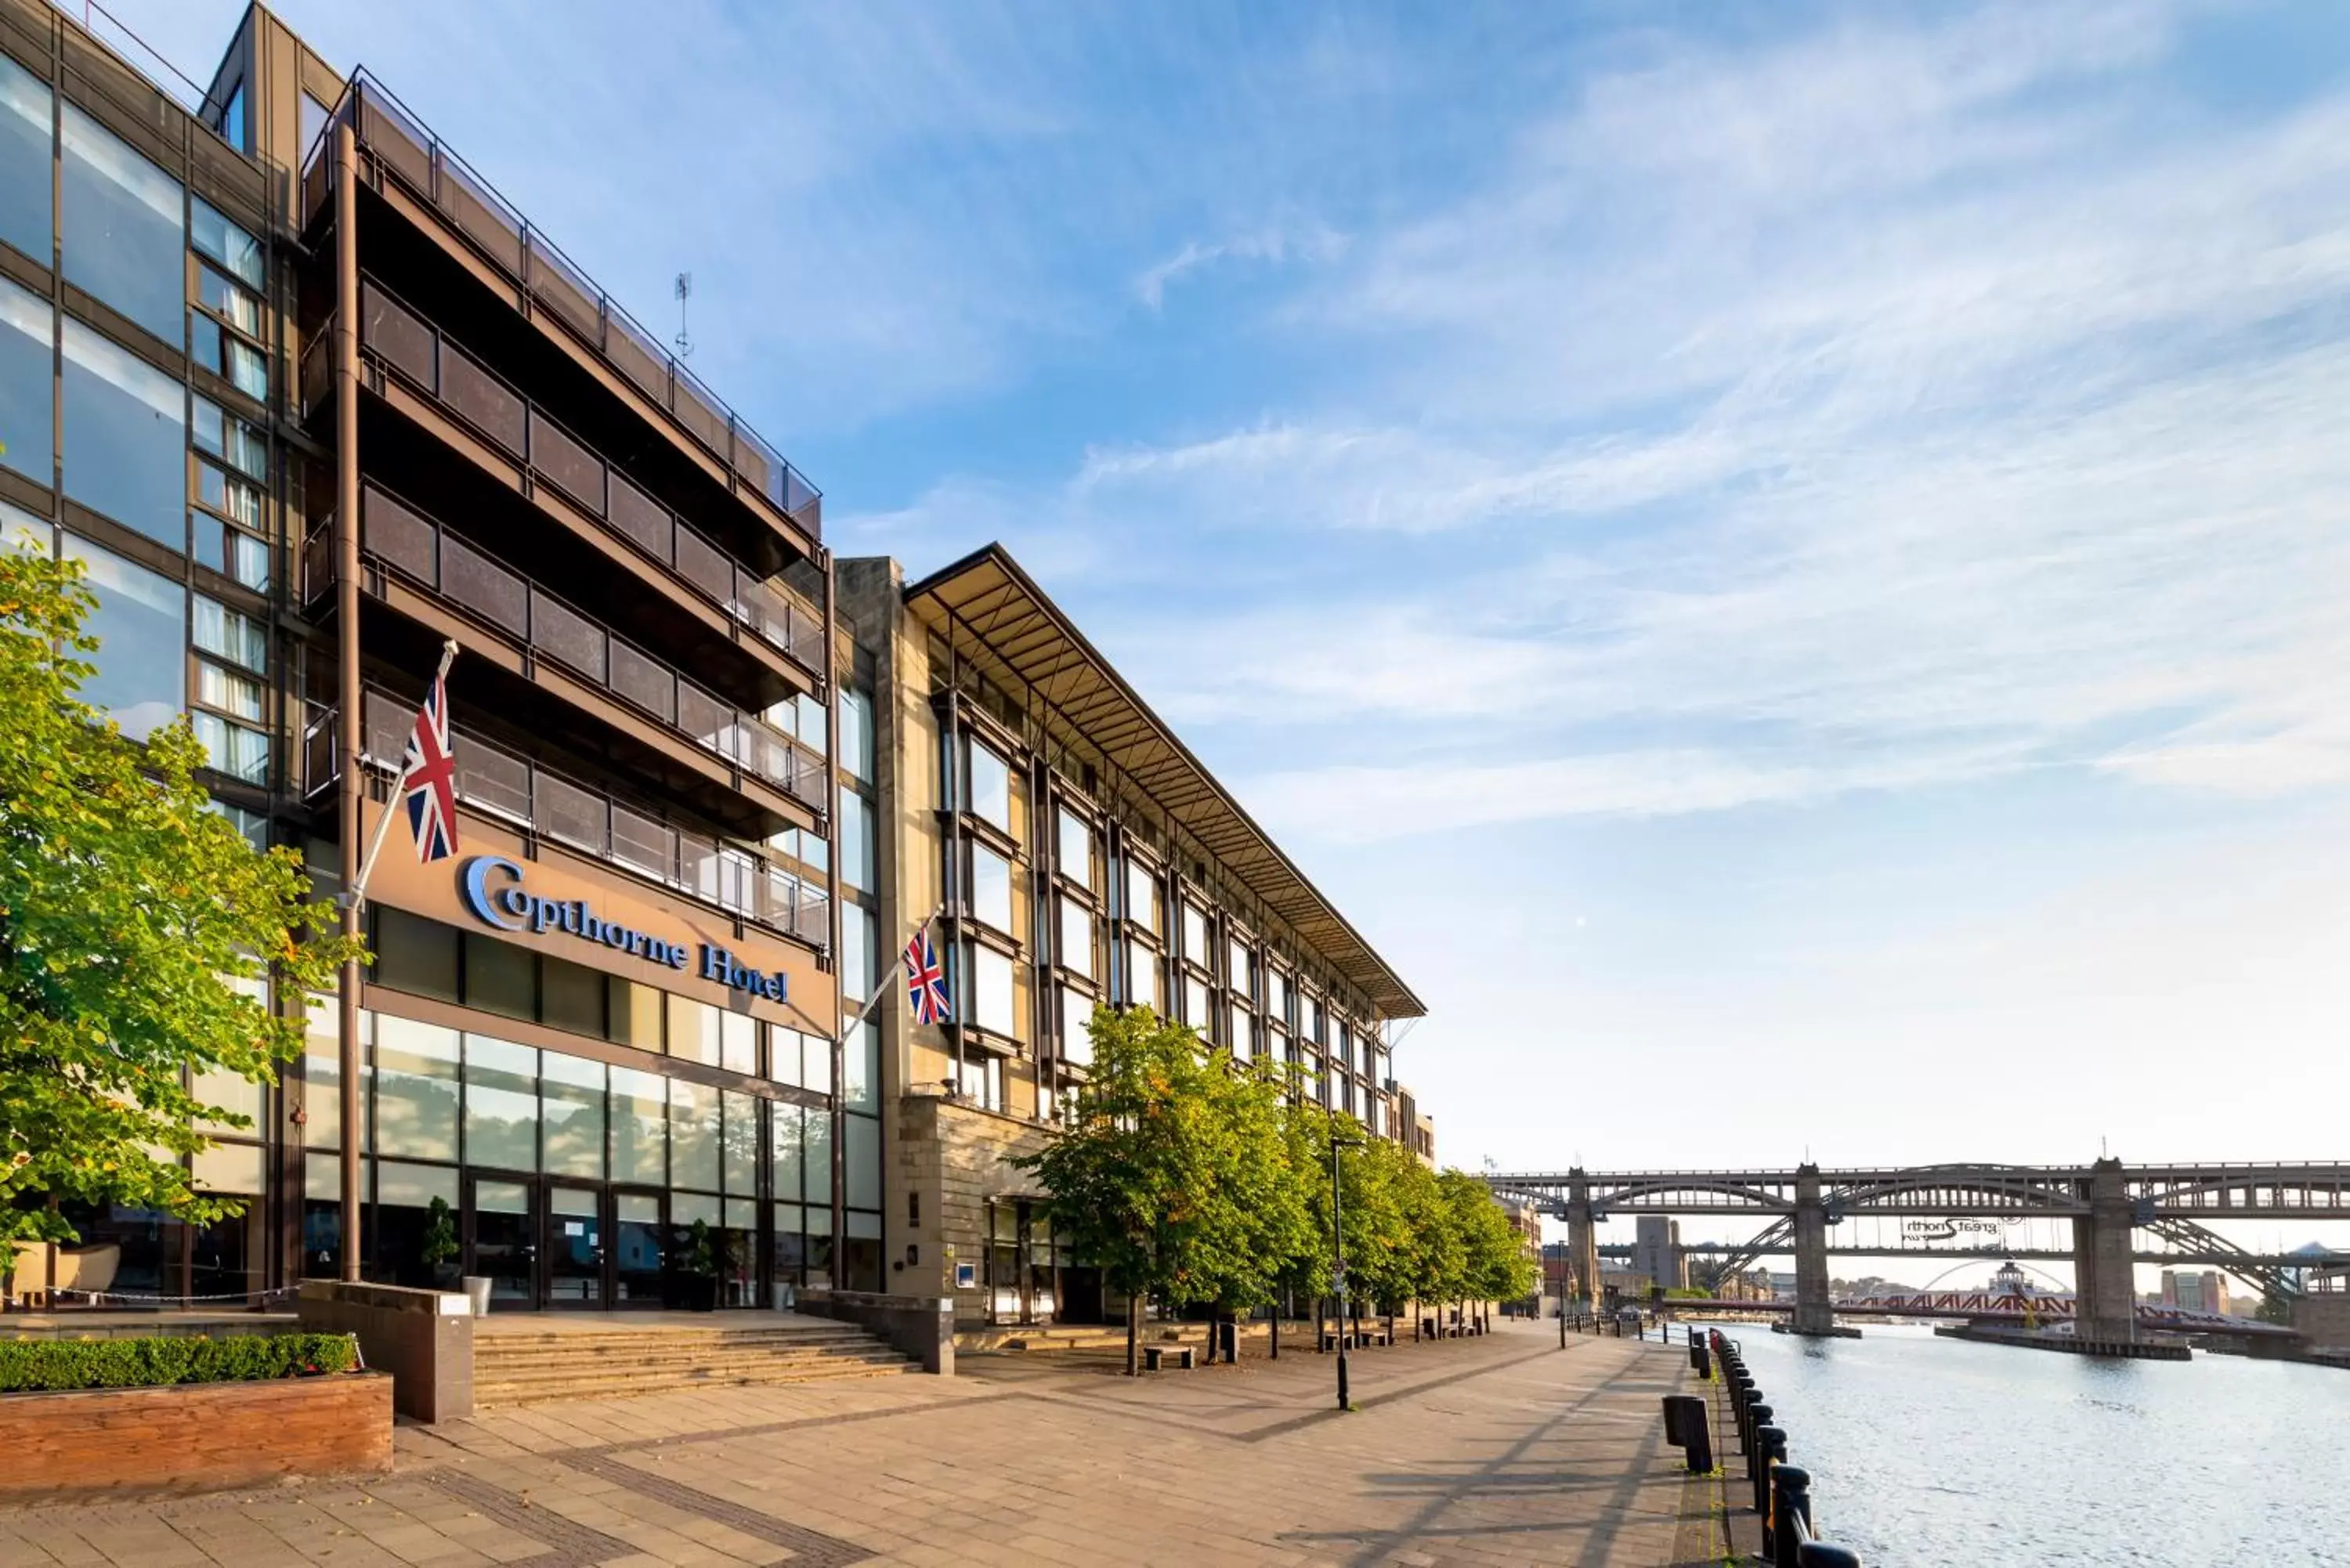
top-left (1752, 1426), bottom-right (1786, 1520)
top-left (1689, 1340), bottom-right (1712, 1378)
top-left (1669, 1394), bottom-right (1712, 1474)
top-left (1745, 1403), bottom-right (1773, 1470)
top-left (1772, 1465), bottom-right (1813, 1567)
top-left (1798, 1546), bottom-right (1863, 1568)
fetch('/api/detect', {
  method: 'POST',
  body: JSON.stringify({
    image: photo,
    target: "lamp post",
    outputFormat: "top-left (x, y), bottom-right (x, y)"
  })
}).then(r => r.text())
top-left (1329, 1116), bottom-right (1362, 1411)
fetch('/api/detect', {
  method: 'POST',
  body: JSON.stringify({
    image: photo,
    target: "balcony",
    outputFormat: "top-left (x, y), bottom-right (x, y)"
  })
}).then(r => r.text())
top-left (303, 692), bottom-right (830, 950)
top-left (302, 484), bottom-right (829, 815)
top-left (309, 280), bottom-right (826, 677)
top-left (301, 73), bottom-right (821, 540)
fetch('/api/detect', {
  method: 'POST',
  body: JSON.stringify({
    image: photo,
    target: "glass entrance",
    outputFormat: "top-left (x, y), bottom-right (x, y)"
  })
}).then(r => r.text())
top-left (545, 1184), bottom-right (604, 1307)
top-left (466, 1176), bottom-right (537, 1306)
top-left (613, 1189), bottom-right (667, 1307)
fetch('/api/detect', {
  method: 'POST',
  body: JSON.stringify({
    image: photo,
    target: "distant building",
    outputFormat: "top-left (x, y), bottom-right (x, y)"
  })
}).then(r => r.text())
top-left (2160, 1269), bottom-right (2231, 1316)
top-left (1632, 1216), bottom-right (1685, 1291)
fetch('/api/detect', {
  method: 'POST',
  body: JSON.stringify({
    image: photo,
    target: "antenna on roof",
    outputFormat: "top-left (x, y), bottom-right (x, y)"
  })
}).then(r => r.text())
top-left (673, 272), bottom-right (694, 359)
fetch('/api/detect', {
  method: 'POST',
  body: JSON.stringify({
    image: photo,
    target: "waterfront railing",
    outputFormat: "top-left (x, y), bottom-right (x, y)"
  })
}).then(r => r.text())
top-left (1692, 1328), bottom-right (1863, 1567)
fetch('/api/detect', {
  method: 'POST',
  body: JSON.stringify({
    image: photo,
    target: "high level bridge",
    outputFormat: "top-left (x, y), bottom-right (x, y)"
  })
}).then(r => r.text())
top-left (1482, 1160), bottom-right (2350, 1342)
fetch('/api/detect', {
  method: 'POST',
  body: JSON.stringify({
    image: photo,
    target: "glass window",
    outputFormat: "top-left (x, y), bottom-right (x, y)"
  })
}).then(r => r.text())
top-left (609, 1065), bottom-right (667, 1185)
top-left (464, 933), bottom-right (535, 1021)
top-left (191, 711), bottom-right (268, 783)
top-left (667, 995), bottom-right (718, 1064)
top-left (1123, 858), bottom-right (1158, 933)
top-left (769, 1026), bottom-right (802, 1088)
top-left (1227, 939), bottom-right (1254, 999)
top-left (1267, 970), bottom-right (1290, 1024)
top-left (770, 1103), bottom-right (804, 1202)
top-left (970, 943), bottom-right (1014, 1036)
top-left (796, 692), bottom-right (826, 756)
top-left (1058, 895), bottom-right (1092, 979)
top-left (839, 786), bottom-right (874, 892)
top-left (61, 319), bottom-right (184, 544)
top-left (1056, 807), bottom-right (1091, 887)
top-left (540, 1050), bottom-right (605, 1179)
top-left (804, 1107), bottom-right (832, 1204)
top-left (967, 739), bottom-right (1010, 830)
top-left (670, 1078), bottom-right (720, 1192)
top-left (720, 1011), bottom-right (756, 1076)
top-left (299, 93), bottom-right (331, 172)
top-left (721, 1090), bottom-right (758, 1195)
top-left (1184, 975), bottom-right (1210, 1031)
top-left (844, 1114), bottom-right (879, 1210)
top-left (197, 263), bottom-right (261, 336)
top-left (1061, 987), bottom-right (1094, 1067)
top-left (373, 905), bottom-right (459, 1003)
top-left (192, 1139), bottom-right (265, 1195)
top-left (193, 594), bottom-right (267, 672)
top-left (190, 197), bottom-right (262, 290)
top-left (217, 85), bottom-right (244, 154)
top-left (301, 997), bottom-right (356, 1152)
top-left (190, 313), bottom-right (268, 402)
top-left (607, 974), bottom-right (661, 1049)
top-left (970, 842), bottom-right (1012, 933)
top-left (1229, 1005), bottom-right (1254, 1060)
top-left (0, 276), bottom-right (52, 487)
top-left (373, 1016), bottom-right (460, 1161)
top-left (844, 1017), bottom-right (877, 1111)
top-left (838, 688), bottom-right (873, 782)
top-left (0, 53), bottom-right (52, 264)
top-left (1180, 901), bottom-right (1209, 965)
top-left (1126, 940), bottom-right (1162, 1014)
top-left (195, 458), bottom-right (264, 528)
top-left (191, 511), bottom-right (269, 591)
top-left (191, 396), bottom-right (267, 481)
top-left (463, 1035), bottom-right (538, 1172)
top-left (63, 536), bottom-right (182, 740)
top-left (61, 105), bottom-right (185, 343)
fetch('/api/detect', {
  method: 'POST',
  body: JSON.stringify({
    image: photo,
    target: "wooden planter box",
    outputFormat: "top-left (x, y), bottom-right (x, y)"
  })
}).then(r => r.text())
top-left (0, 1371), bottom-right (393, 1503)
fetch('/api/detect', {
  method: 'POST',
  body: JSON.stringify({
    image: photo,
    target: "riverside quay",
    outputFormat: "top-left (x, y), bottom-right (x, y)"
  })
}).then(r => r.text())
top-left (0, 0), bottom-right (1430, 1327)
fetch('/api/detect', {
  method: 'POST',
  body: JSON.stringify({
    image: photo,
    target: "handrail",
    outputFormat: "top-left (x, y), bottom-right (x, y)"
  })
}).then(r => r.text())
top-left (300, 72), bottom-right (822, 538)
top-left (341, 278), bottom-right (828, 677)
top-left (301, 695), bottom-right (829, 950)
top-left (308, 482), bottom-right (827, 812)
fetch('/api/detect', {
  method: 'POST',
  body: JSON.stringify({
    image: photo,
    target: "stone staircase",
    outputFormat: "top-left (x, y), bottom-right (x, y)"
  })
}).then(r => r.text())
top-left (472, 1316), bottom-right (919, 1406)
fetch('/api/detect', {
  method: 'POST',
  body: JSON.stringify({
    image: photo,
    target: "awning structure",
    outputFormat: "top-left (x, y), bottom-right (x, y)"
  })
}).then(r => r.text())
top-left (904, 544), bottom-right (1425, 1021)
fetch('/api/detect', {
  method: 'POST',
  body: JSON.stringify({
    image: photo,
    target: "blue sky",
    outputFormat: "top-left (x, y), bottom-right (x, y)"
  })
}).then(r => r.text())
top-left (114, 1), bottom-right (2350, 1184)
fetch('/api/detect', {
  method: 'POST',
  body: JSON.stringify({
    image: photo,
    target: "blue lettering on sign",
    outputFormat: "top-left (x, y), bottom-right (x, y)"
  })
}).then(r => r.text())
top-left (452, 854), bottom-right (776, 993)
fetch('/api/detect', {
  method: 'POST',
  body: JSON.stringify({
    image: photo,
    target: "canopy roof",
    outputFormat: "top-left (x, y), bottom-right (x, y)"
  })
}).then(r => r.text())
top-left (904, 544), bottom-right (1425, 1021)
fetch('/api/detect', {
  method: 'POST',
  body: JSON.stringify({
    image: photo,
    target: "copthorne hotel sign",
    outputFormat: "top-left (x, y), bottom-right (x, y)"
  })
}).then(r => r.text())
top-left (458, 854), bottom-right (791, 1004)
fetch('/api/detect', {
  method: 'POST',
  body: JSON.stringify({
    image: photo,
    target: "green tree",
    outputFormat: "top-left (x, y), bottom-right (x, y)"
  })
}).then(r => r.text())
top-left (2255, 1288), bottom-right (2293, 1327)
top-left (1016, 1006), bottom-right (1267, 1375)
top-left (1192, 1050), bottom-right (1314, 1360)
top-left (0, 546), bottom-right (357, 1252)
top-left (1445, 1169), bottom-right (1538, 1322)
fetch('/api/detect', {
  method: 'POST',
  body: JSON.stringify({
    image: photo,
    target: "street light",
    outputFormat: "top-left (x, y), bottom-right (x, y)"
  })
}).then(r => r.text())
top-left (1329, 1115), bottom-right (1364, 1411)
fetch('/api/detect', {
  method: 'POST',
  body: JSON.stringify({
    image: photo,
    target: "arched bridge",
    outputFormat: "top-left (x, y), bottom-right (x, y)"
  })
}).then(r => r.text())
top-left (1484, 1159), bottom-right (2349, 1344)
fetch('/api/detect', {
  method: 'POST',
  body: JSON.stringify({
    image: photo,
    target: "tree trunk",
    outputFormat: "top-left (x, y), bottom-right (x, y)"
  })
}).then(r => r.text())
top-left (1126, 1292), bottom-right (1141, 1377)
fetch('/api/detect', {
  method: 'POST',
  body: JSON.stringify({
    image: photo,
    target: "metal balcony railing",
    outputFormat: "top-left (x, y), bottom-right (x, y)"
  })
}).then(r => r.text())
top-left (299, 73), bottom-right (822, 538)
top-left (302, 486), bottom-right (829, 813)
top-left (335, 282), bottom-right (828, 677)
top-left (302, 696), bottom-right (830, 950)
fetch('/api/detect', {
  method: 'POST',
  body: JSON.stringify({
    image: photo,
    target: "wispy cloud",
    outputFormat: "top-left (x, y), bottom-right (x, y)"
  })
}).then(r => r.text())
top-left (1133, 221), bottom-right (1347, 308)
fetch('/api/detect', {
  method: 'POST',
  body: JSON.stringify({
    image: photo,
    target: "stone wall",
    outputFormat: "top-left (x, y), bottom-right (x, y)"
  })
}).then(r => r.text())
top-left (2293, 1288), bottom-right (2350, 1349)
top-left (898, 1092), bottom-right (1053, 1325)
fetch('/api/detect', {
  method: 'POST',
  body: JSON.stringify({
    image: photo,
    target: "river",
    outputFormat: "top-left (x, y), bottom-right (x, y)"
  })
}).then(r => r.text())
top-left (1723, 1322), bottom-right (2350, 1565)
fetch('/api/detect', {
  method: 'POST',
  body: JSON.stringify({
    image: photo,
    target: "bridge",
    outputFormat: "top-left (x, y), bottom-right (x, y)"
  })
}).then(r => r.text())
top-left (1662, 1291), bottom-right (2298, 1338)
top-left (1484, 1159), bottom-right (2350, 1343)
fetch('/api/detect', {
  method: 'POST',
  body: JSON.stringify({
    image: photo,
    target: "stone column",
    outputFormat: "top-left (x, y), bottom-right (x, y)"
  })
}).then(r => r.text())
top-left (1567, 1169), bottom-right (1600, 1317)
top-left (2073, 1158), bottom-right (2138, 1343)
top-left (1791, 1164), bottom-right (1835, 1335)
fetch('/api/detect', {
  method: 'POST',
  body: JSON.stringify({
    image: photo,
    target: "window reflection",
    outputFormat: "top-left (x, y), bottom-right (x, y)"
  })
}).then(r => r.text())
top-left (0, 276), bottom-right (52, 487)
top-left (63, 534), bottom-right (182, 739)
top-left (0, 54), bottom-right (52, 262)
top-left (61, 104), bottom-right (186, 345)
top-left (62, 320), bottom-right (185, 545)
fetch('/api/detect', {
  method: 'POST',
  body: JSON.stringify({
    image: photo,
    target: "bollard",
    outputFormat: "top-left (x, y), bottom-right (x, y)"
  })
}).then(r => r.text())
top-left (1798, 1546), bottom-right (1863, 1568)
top-left (1752, 1427), bottom-right (1786, 1520)
top-left (1772, 1464), bottom-right (1813, 1568)
top-left (1689, 1340), bottom-right (1712, 1378)
top-left (1668, 1394), bottom-right (1713, 1474)
top-left (1744, 1397), bottom-right (1770, 1460)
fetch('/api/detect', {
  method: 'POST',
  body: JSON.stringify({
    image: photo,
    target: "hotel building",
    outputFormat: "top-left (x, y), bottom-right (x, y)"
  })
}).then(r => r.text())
top-left (839, 548), bottom-right (1425, 1328)
top-left (0, 0), bottom-right (872, 1312)
top-left (3, 2), bottom-right (1426, 1329)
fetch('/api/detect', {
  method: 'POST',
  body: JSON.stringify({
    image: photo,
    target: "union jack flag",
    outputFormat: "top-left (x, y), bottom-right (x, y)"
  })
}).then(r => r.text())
top-left (401, 671), bottom-right (459, 862)
top-left (904, 923), bottom-right (950, 1026)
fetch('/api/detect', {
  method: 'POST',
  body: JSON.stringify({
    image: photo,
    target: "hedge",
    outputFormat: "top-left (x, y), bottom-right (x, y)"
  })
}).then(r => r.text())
top-left (0, 1332), bottom-right (359, 1393)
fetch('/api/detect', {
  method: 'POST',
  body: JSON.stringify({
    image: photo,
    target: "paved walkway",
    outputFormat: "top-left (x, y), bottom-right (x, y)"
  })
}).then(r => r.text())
top-left (0, 1321), bottom-right (1704, 1568)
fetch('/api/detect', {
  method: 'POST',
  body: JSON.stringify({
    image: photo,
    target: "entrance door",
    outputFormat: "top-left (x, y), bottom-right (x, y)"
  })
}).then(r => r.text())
top-left (612, 1189), bottom-right (667, 1308)
top-left (466, 1176), bottom-right (538, 1308)
top-left (545, 1184), bottom-right (605, 1308)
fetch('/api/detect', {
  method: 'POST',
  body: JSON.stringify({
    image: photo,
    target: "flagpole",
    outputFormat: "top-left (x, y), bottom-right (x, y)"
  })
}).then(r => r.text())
top-left (346, 638), bottom-right (457, 916)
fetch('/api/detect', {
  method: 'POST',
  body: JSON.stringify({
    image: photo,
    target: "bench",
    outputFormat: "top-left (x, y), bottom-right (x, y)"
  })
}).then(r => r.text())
top-left (1141, 1345), bottom-right (1195, 1371)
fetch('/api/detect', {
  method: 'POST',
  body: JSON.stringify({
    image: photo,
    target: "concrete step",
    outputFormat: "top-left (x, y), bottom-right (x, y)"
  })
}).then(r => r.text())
top-left (471, 1319), bottom-right (920, 1406)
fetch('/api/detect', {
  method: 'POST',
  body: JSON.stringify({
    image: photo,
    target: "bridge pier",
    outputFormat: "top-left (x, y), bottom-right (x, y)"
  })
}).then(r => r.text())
top-left (1791, 1163), bottom-right (1838, 1335)
top-left (2072, 1157), bottom-right (2138, 1344)
top-left (1567, 1169), bottom-right (1600, 1317)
